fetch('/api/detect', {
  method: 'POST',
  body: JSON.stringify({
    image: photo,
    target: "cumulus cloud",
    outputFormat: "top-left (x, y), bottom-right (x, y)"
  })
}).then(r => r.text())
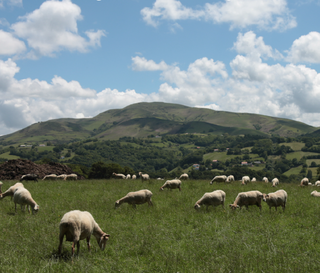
top-left (10, 0), bottom-right (105, 57)
top-left (141, 0), bottom-right (296, 31)
top-left (287, 32), bottom-right (320, 63)
top-left (0, 30), bottom-right (26, 56)
top-left (0, 0), bottom-right (22, 8)
top-left (132, 56), bottom-right (169, 71)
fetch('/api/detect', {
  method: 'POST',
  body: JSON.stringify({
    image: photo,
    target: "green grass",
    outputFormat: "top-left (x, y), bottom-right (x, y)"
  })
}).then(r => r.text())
top-left (1, 179), bottom-right (320, 272)
top-left (0, 152), bottom-right (20, 160)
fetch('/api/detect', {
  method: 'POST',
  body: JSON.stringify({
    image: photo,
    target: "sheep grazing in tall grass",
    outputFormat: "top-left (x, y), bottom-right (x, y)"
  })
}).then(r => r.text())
top-left (262, 177), bottom-right (269, 183)
top-left (241, 176), bottom-right (250, 185)
top-left (300, 177), bottom-right (309, 186)
top-left (229, 190), bottom-right (263, 211)
top-left (13, 187), bottom-right (39, 214)
top-left (64, 174), bottom-right (78, 180)
top-left (0, 182), bottom-right (24, 200)
top-left (311, 190), bottom-right (320, 197)
top-left (226, 175), bottom-right (234, 183)
top-left (179, 173), bottom-right (189, 180)
top-left (112, 172), bottom-right (126, 179)
top-left (138, 172), bottom-right (150, 181)
top-left (115, 189), bottom-right (153, 209)
top-left (160, 179), bottom-right (181, 191)
top-left (272, 178), bottom-right (279, 187)
top-left (132, 175), bottom-right (137, 180)
top-left (20, 174), bottom-right (38, 182)
top-left (315, 181), bottom-right (320, 186)
top-left (42, 174), bottom-right (57, 180)
top-left (56, 174), bottom-right (67, 180)
top-left (58, 210), bottom-right (110, 256)
top-left (194, 190), bottom-right (226, 210)
top-left (262, 190), bottom-right (287, 212)
top-left (126, 174), bottom-right (131, 179)
top-left (251, 177), bottom-right (257, 182)
top-left (210, 175), bottom-right (227, 184)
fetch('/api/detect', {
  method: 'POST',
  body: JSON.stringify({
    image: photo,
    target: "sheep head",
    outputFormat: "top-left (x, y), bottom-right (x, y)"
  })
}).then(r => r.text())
top-left (99, 233), bottom-right (110, 250)
top-left (229, 204), bottom-right (240, 210)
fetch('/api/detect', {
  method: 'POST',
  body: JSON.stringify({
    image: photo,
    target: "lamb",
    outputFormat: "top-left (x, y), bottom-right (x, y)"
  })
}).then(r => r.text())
top-left (209, 175), bottom-right (227, 184)
top-left (115, 189), bottom-right (153, 209)
top-left (126, 174), bottom-right (131, 179)
top-left (194, 190), bottom-right (226, 210)
top-left (138, 172), bottom-right (150, 181)
top-left (272, 178), bottom-right (279, 187)
top-left (13, 187), bottom-right (39, 214)
top-left (311, 190), bottom-right (320, 197)
top-left (229, 190), bottom-right (263, 211)
top-left (160, 179), bottom-right (182, 191)
top-left (64, 174), bottom-right (78, 181)
top-left (58, 210), bottom-right (110, 255)
top-left (241, 176), bottom-right (250, 185)
top-left (262, 190), bottom-right (287, 212)
top-left (42, 174), bottom-right (57, 180)
top-left (112, 172), bottom-right (126, 179)
top-left (251, 177), bottom-right (257, 182)
top-left (315, 181), bottom-right (320, 186)
top-left (226, 175), bottom-right (235, 183)
top-left (262, 177), bottom-right (269, 183)
top-left (179, 173), bottom-right (189, 180)
top-left (300, 177), bottom-right (309, 186)
top-left (132, 175), bottom-right (136, 180)
top-left (20, 173), bottom-right (38, 182)
top-left (0, 182), bottom-right (24, 200)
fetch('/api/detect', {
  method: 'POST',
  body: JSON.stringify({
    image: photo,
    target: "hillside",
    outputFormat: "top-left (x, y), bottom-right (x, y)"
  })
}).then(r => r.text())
top-left (0, 102), bottom-right (317, 146)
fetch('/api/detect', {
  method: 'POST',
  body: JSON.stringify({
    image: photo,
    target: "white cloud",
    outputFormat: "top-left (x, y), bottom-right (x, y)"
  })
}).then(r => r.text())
top-left (287, 32), bottom-right (320, 63)
top-left (11, 0), bottom-right (105, 57)
top-left (0, 30), bottom-right (26, 56)
top-left (0, 0), bottom-right (22, 8)
top-left (141, 0), bottom-right (296, 31)
top-left (131, 56), bottom-right (169, 71)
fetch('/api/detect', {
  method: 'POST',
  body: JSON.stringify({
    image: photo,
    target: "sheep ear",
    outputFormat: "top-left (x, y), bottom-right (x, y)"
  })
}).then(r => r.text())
top-left (229, 204), bottom-right (232, 207)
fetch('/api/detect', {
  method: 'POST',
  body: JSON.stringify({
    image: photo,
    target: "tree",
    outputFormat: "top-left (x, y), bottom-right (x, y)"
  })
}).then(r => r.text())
top-left (307, 170), bottom-right (313, 180)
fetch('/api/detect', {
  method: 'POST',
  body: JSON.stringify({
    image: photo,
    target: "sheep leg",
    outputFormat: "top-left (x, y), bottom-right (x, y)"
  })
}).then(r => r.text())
top-left (58, 234), bottom-right (64, 254)
top-left (76, 241), bottom-right (80, 255)
top-left (148, 199), bottom-right (153, 206)
top-left (86, 237), bottom-right (91, 252)
top-left (15, 203), bottom-right (17, 213)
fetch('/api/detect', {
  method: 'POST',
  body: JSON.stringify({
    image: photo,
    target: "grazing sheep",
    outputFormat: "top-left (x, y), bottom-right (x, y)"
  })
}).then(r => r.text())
top-left (311, 190), bottom-right (320, 197)
top-left (160, 179), bottom-right (182, 191)
top-left (251, 177), bottom-right (257, 182)
top-left (262, 177), bottom-right (269, 183)
top-left (112, 172), bottom-right (126, 179)
top-left (20, 174), bottom-right (38, 182)
top-left (210, 175), bottom-right (227, 184)
top-left (156, 178), bottom-right (164, 180)
top-left (272, 178), bottom-right (279, 187)
top-left (126, 174), bottom-right (131, 179)
top-left (226, 175), bottom-right (235, 183)
top-left (229, 190), bottom-right (263, 211)
top-left (179, 173), bottom-right (189, 180)
top-left (13, 187), bottom-right (39, 214)
top-left (308, 182), bottom-right (313, 186)
top-left (138, 172), bottom-right (150, 181)
top-left (56, 174), bottom-right (67, 180)
top-left (115, 189), bottom-right (153, 209)
top-left (194, 190), bottom-right (226, 210)
top-left (64, 174), bottom-right (78, 181)
top-left (0, 182), bottom-right (24, 200)
top-left (262, 190), bottom-right (287, 212)
top-left (315, 181), bottom-right (320, 186)
top-left (241, 176), bottom-right (250, 185)
top-left (300, 177), bottom-right (309, 186)
top-left (58, 210), bottom-right (110, 255)
top-left (42, 174), bottom-right (57, 180)
top-left (0, 181), bottom-right (3, 194)
top-left (132, 175), bottom-right (137, 180)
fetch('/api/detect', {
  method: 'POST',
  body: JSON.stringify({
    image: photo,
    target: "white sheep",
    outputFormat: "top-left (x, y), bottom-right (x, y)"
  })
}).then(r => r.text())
top-left (272, 178), bottom-right (279, 187)
top-left (56, 174), bottom-right (67, 180)
top-left (300, 177), bottom-right (309, 186)
top-left (178, 173), bottom-right (189, 180)
top-left (112, 172), bottom-right (126, 179)
top-left (58, 210), bottom-right (110, 255)
top-left (226, 175), bottom-right (235, 183)
top-left (126, 174), bottom-right (131, 179)
top-left (262, 189), bottom-right (287, 212)
top-left (251, 177), bottom-right (257, 182)
top-left (115, 189), bottom-right (153, 209)
top-left (132, 175), bottom-right (137, 180)
top-left (311, 190), bottom-right (320, 197)
top-left (160, 179), bottom-right (182, 191)
top-left (210, 175), bottom-right (227, 184)
top-left (138, 172), bottom-right (150, 181)
top-left (64, 174), bottom-right (78, 181)
top-left (0, 181), bottom-right (3, 194)
top-left (241, 176), bottom-right (250, 185)
top-left (229, 190), bottom-right (263, 211)
top-left (0, 182), bottom-right (24, 200)
top-left (262, 177), bottom-right (269, 183)
top-left (13, 187), bottom-right (39, 214)
top-left (42, 174), bottom-right (57, 180)
top-left (315, 181), bottom-right (320, 187)
top-left (194, 190), bottom-right (226, 210)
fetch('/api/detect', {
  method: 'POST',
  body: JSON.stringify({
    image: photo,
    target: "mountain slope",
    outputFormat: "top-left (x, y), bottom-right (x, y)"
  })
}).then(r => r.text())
top-left (0, 102), bottom-right (317, 145)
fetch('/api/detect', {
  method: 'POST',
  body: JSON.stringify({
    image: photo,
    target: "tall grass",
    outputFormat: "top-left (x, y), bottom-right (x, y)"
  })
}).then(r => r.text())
top-left (1, 179), bottom-right (320, 272)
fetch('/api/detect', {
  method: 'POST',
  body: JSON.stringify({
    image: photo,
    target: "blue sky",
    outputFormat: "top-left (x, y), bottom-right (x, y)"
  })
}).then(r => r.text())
top-left (1, 0), bottom-right (320, 136)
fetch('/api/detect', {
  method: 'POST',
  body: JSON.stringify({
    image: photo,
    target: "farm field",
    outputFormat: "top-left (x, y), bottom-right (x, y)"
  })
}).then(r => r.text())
top-left (1, 179), bottom-right (320, 272)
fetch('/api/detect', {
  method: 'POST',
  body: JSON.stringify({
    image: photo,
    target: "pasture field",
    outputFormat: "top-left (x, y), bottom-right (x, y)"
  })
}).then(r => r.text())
top-left (1, 179), bottom-right (320, 272)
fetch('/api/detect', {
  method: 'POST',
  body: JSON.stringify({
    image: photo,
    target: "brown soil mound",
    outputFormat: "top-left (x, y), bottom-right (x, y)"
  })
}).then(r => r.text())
top-left (0, 159), bottom-right (83, 180)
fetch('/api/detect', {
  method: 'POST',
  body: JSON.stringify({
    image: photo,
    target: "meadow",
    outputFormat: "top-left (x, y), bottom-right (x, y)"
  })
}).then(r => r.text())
top-left (1, 178), bottom-right (320, 272)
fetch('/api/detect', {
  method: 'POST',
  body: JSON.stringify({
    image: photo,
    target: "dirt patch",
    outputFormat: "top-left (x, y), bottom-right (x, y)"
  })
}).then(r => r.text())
top-left (0, 159), bottom-right (84, 180)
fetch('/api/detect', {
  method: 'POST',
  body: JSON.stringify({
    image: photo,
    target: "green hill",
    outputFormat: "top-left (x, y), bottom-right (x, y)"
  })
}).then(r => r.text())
top-left (0, 102), bottom-right (317, 145)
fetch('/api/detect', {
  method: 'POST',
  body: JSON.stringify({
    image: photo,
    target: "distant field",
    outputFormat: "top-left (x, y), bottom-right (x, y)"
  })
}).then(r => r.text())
top-left (0, 152), bottom-right (20, 160)
top-left (282, 142), bottom-right (305, 151)
top-left (1, 179), bottom-right (320, 272)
